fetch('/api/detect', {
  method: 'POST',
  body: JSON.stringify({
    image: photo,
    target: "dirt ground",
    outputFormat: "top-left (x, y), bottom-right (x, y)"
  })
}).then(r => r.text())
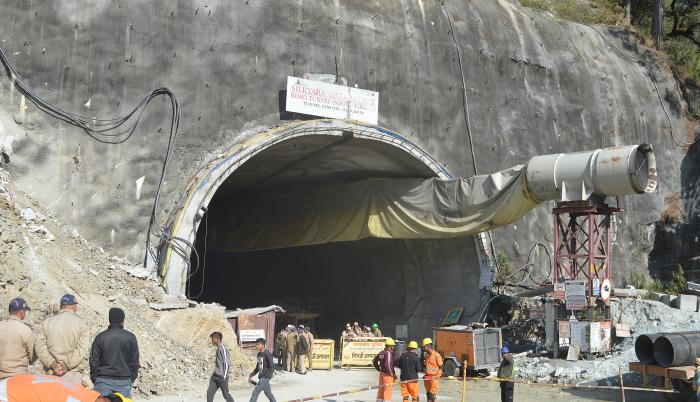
top-left (150, 366), bottom-right (666, 402)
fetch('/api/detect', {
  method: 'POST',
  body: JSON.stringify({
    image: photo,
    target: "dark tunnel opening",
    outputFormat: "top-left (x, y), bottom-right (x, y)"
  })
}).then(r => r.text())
top-left (185, 134), bottom-right (486, 341)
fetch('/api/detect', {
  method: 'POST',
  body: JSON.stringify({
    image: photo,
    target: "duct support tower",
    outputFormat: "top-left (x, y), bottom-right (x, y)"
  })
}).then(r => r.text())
top-left (552, 200), bottom-right (620, 303)
top-left (550, 200), bottom-right (619, 357)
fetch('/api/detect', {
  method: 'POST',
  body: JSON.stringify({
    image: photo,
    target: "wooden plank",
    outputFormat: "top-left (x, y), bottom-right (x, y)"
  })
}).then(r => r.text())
top-left (666, 366), bottom-right (695, 380)
top-left (628, 362), bottom-right (695, 380)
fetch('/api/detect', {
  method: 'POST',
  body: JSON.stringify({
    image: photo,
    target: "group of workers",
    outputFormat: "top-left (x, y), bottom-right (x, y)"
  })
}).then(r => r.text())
top-left (341, 322), bottom-right (382, 338)
top-left (0, 296), bottom-right (139, 402)
top-left (375, 338), bottom-right (516, 402)
top-left (274, 325), bottom-right (315, 374)
top-left (373, 337), bottom-right (443, 402)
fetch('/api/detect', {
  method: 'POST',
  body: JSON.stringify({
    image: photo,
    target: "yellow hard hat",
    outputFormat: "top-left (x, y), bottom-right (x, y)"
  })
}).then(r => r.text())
top-left (112, 393), bottom-right (132, 402)
top-left (696, 358), bottom-right (700, 365)
top-left (408, 341), bottom-right (418, 349)
top-left (422, 337), bottom-right (433, 346)
top-left (385, 338), bottom-right (396, 346)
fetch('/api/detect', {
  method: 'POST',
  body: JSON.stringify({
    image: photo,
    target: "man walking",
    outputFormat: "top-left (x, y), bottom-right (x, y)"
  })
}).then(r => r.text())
top-left (372, 338), bottom-right (397, 402)
top-left (35, 294), bottom-right (91, 386)
top-left (398, 341), bottom-right (421, 402)
top-left (296, 325), bottom-right (309, 375)
top-left (207, 332), bottom-right (234, 402)
top-left (90, 307), bottom-right (139, 398)
top-left (304, 326), bottom-right (314, 372)
top-left (497, 346), bottom-right (515, 402)
top-left (0, 298), bottom-right (36, 379)
top-left (248, 338), bottom-right (277, 402)
top-left (285, 327), bottom-right (297, 372)
top-left (422, 338), bottom-right (443, 402)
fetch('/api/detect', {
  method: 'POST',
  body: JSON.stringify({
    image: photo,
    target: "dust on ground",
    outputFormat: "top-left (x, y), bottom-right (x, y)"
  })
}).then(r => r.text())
top-left (0, 167), bottom-right (255, 398)
top-left (150, 367), bottom-right (664, 402)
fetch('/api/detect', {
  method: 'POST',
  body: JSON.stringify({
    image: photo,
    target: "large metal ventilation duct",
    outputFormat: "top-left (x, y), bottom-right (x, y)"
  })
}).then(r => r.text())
top-left (525, 144), bottom-right (657, 202)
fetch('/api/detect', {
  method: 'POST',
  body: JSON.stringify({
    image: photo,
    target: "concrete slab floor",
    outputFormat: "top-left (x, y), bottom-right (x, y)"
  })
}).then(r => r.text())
top-left (149, 367), bottom-right (663, 402)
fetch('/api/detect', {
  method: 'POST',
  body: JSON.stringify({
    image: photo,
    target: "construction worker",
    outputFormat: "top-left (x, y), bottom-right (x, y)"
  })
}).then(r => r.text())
top-left (372, 338), bottom-right (397, 402)
top-left (352, 322), bottom-right (362, 337)
top-left (0, 298), bottom-right (36, 379)
top-left (296, 325), bottom-right (309, 375)
top-left (305, 326), bottom-right (314, 372)
top-left (285, 326), bottom-right (297, 372)
top-left (371, 323), bottom-right (383, 337)
top-left (497, 346), bottom-right (515, 402)
top-left (422, 338), bottom-right (442, 402)
top-left (35, 294), bottom-right (91, 387)
top-left (207, 332), bottom-right (234, 402)
top-left (0, 374), bottom-right (131, 401)
top-left (398, 341), bottom-right (421, 402)
top-left (90, 308), bottom-right (139, 398)
top-left (341, 323), bottom-right (354, 338)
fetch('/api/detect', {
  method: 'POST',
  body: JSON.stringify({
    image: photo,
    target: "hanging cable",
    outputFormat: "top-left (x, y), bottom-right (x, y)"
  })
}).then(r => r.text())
top-left (193, 211), bottom-right (209, 299)
top-left (580, 23), bottom-right (698, 147)
top-left (0, 45), bottom-right (182, 269)
top-left (440, 1), bottom-right (479, 175)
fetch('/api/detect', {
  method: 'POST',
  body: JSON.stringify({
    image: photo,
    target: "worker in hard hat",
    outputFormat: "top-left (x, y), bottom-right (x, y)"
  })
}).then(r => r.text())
top-left (0, 373), bottom-right (131, 401)
top-left (372, 338), bottom-right (397, 402)
top-left (497, 346), bottom-right (515, 402)
top-left (398, 341), bottom-right (421, 402)
top-left (422, 338), bottom-right (443, 402)
top-left (371, 323), bottom-right (383, 337)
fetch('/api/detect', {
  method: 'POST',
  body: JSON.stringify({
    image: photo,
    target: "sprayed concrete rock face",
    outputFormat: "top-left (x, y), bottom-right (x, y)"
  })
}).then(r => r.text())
top-left (0, 0), bottom-right (693, 294)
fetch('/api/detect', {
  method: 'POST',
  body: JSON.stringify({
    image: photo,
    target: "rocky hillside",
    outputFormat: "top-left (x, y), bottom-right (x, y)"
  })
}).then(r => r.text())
top-left (0, 167), bottom-right (253, 397)
top-left (0, 0), bottom-right (697, 283)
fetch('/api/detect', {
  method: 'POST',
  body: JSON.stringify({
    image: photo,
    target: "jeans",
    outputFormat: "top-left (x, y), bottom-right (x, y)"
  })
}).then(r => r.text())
top-left (250, 377), bottom-right (276, 402)
top-left (93, 377), bottom-right (133, 398)
top-left (207, 374), bottom-right (234, 402)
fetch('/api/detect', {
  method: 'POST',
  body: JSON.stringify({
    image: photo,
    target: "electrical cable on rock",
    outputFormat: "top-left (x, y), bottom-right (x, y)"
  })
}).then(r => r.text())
top-left (0, 45), bottom-right (185, 273)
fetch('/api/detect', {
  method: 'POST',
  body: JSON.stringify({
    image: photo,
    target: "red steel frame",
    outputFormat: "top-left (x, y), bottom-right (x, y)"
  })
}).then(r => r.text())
top-left (552, 200), bottom-right (620, 302)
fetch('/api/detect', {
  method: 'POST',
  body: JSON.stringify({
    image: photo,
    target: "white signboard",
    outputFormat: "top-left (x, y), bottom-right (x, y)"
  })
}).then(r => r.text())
top-left (600, 279), bottom-right (611, 301)
top-left (565, 280), bottom-right (587, 311)
top-left (239, 329), bottom-right (266, 343)
top-left (286, 76), bottom-right (379, 124)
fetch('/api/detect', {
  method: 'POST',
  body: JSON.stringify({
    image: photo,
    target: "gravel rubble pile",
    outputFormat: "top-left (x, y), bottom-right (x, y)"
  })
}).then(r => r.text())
top-left (514, 297), bottom-right (700, 385)
top-left (0, 168), bottom-right (254, 397)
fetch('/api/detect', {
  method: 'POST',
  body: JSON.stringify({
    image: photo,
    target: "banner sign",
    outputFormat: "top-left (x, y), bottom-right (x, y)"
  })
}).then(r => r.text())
top-left (310, 339), bottom-right (335, 370)
top-left (529, 305), bottom-right (544, 321)
top-left (565, 280), bottom-right (587, 310)
top-left (286, 76), bottom-right (379, 124)
top-left (240, 329), bottom-right (266, 343)
top-left (340, 337), bottom-right (386, 367)
top-left (553, 283), bottom-right (566, 300)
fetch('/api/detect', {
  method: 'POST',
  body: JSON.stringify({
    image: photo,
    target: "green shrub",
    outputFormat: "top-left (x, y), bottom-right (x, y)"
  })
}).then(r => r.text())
top-left (518, 0), bottom-right (700, 84)
top-left (520, 0), bottom-right (552, 11)
top-left (630, 265), bottom-right (687, 295)
top-left (496, 252), bottom-right (513, 285)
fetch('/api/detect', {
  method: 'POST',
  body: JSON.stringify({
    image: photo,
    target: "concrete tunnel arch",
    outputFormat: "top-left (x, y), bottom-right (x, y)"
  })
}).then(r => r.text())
top-left (160, 119), bottom-right (488, 339)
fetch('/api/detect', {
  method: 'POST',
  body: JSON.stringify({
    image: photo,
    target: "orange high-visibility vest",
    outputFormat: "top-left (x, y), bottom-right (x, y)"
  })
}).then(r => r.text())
top-left (0, 374), bottom-right (101, 402)
top-left (424, 350), bottom-right (443, 377)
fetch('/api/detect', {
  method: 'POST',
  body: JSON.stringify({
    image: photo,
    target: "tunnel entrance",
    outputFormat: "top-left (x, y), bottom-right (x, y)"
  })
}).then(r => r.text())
top-left (165, 121), bottom-right (487, 340)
